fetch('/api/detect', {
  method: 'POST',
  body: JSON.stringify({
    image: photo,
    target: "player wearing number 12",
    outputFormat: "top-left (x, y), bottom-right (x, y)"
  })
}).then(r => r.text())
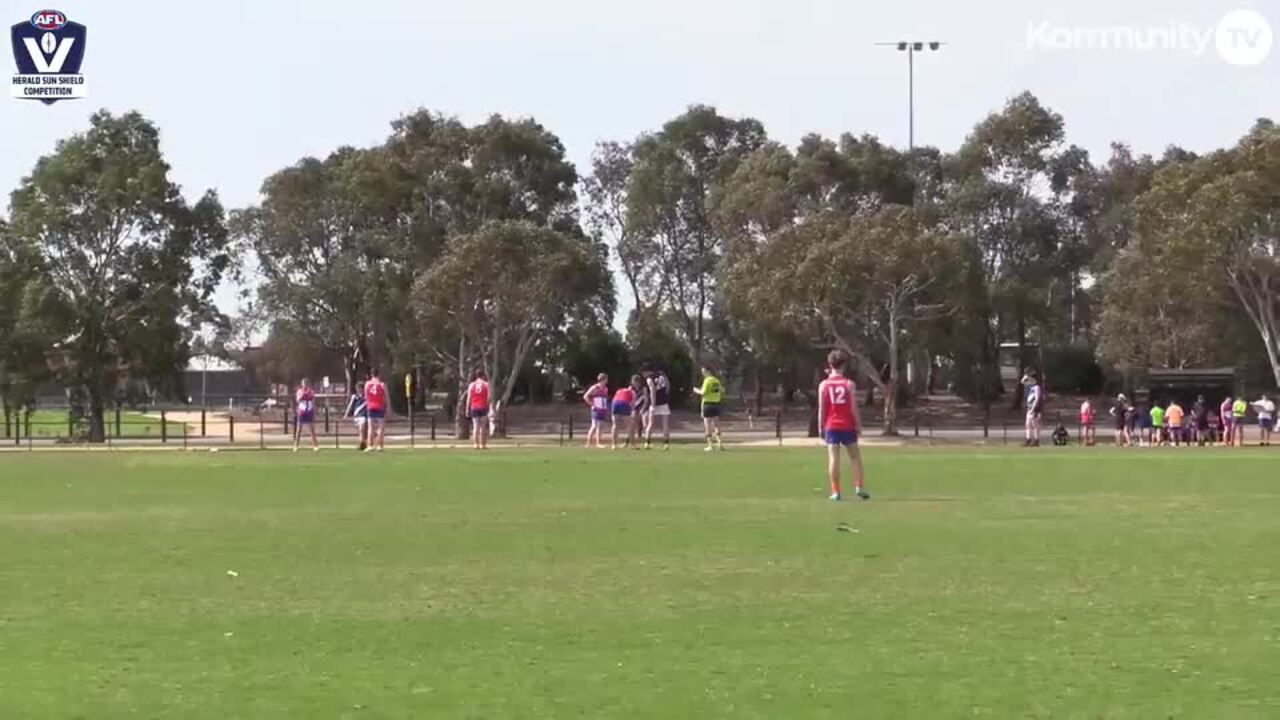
top-left (818, 350), bottom-right (869, 501)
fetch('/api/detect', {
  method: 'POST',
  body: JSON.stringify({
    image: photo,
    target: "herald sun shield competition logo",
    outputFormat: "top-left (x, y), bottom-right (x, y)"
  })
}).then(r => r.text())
top-left (10, 9), bottom-right (87, 104)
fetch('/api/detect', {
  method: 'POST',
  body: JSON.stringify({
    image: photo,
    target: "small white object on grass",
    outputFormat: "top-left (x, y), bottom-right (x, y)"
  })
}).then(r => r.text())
top-left (226, 570), bottom-right (239, 577)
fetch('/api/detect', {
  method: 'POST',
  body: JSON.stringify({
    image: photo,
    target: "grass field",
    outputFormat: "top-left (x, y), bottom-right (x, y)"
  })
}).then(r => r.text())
top-left (8, 410), bottom-right (187, 439)
top-left (1, 447), bottom-right (1278, 718)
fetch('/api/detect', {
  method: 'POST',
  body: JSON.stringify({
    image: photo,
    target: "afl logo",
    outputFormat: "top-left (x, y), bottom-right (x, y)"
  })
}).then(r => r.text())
top-left (30, 10), bottom-right (67, 30)
top-left (11, 7), bottom-right (88, 103)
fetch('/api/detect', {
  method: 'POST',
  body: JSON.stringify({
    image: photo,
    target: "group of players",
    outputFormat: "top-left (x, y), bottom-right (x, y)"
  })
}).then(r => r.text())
top-left (287, 352), bottom-right (871, 502)
top-left (464, 364), bottom-right (683, 451)
top-left (1090, 392), bottom-right (1278, 447)
top-left (582, 365), bottom-right (718, 451)
top-left (1020, 373), bottom-right (1280, 449)
top-left (289, 369), bottom-right (391, 452)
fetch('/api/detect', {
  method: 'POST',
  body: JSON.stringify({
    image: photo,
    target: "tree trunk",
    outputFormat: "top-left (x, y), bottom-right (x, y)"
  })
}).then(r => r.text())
top-left (344, 334), bottom-right (370, 398)
top-left (982, 321), bottom-right (1001, 433)
top-left (1068, 272), bottom-right (1078, 344)
top-left (454, 336), bottom-right (470, 440)
top-left (752, 364), bottom-right (764, 417)
top-left (923, 348), bottom-right (936, 395)
top-left (86, 380), bottom-right (106, 444)
top-left (883, 313), bottom-right (900, 436)
top-left (491, 306), bottom-right (501, 403)
top-left (1010, 312), bottom-right (1027, 410)
top-left (1228, 269), bottom-right (1280, 388)
top-left (807, 394), bottom-right (820, 438)
top-left (492, 328), bottom-right (536, 439)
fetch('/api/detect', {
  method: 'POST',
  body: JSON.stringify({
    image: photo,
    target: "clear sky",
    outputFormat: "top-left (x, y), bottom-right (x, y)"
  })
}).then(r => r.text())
top-left (2, 0), bottom-right (1275, 328)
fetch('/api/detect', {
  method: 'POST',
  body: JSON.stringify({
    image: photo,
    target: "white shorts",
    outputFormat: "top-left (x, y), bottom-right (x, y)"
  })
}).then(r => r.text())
top-left (354, 417), bottom-right (367, 429)
top-left (649, 404), bottom-right (671, 417)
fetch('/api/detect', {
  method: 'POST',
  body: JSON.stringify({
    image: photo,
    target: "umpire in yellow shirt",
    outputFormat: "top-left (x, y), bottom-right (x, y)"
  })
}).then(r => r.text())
top-left (694, 364), bottom-right (725, 452)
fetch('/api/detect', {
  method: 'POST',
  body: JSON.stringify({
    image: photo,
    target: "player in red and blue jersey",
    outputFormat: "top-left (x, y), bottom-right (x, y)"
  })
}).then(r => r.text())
top-left (584, 373), bottom-right (610, 449)
top-left (293, 378), bottom-right (319, 452)
top-left (818, 350), bottom-right (869, 501)
top-left (467, 370), bottom-right (491, 450)
top-left (363, 368), bottom-right (388, 453)
top-left (610, 380), bottom-right (637, 450)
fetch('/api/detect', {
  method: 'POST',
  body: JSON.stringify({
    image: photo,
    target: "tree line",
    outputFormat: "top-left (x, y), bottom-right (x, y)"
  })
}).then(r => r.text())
top-left (1, 95), bottom-right (1276, 440)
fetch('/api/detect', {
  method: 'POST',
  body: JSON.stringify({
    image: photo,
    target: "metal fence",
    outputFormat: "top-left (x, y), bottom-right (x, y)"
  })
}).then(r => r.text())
top-left (0, 404), bottom-right (1205, 451)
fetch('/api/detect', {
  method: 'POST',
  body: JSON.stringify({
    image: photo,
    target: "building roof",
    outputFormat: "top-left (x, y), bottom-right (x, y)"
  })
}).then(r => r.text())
top-left (1147, 367), bottom-right (1236, 378)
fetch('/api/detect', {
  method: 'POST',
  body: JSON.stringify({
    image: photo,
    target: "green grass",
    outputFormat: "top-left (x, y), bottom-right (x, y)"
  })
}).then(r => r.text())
top-left (1, 448), bottom-right (1277, 718)
top-left (9, 410), bottom-right (187, 439)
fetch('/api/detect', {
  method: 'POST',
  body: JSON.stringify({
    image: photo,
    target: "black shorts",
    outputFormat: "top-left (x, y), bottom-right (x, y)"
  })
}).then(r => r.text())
top-left (701, 403), bottom-right (722, 419)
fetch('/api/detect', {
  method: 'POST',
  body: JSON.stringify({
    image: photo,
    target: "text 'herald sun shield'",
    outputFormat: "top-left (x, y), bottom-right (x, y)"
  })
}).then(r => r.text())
top-left (11, 9), bottom-right (87, 104)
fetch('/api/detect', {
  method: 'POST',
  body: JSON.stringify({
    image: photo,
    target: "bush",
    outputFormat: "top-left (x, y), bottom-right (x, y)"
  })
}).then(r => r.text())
top-left (626, 309), bottom-right (694, 407)
top-left (561, 325), bottom-right (633, 392)
top-left (1043, 344), bottom-right (1104, 395)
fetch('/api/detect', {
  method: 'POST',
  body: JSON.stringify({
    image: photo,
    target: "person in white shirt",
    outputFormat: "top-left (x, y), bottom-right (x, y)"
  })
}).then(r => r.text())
top-left (1022, 373), bottom-right (1043, 447)
top-left (1251, 394), bottom-right (1275, 447)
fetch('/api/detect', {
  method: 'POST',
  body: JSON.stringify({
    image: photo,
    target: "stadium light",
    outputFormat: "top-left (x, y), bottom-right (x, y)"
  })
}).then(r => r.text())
top-left (875, 40), bottom-right (946, 150)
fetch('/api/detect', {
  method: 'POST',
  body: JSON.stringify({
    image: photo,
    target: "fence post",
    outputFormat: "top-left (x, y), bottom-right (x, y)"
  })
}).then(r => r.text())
top-left (324, 405), bottom-right (330, 433)
top-left (914, 410), bottom-right (920, 438)
top-left (259, 416), bottom-right (265, 450)
top-left (1003, 423), bottom-right (1008, 445)
top-left (115, 405), bottom-right (122, 438)
top-left (430, 414), bottom-right (436, 441)
top-left (334, 418), bottom-right (340, 449)
top-left (67, 411), bottom-right (73, 439)
top-left (161, 410), bottom-right (167, 444)
top-left (229, 415), bottom-right (235, 444)
top-left (983, 404), bottom-right (990, 439)
top-left (775, 412), bottom-right (782, 447)
top-left (568, 415), bottom-right (574, 441)
top-left (201, 407), bottom-right (207, 437)
top-left (283, 409), bottom-right (290, 436)
top-left (409, 406), bottom-right (415, 449)
top-left (182, 422), bottom-right (188, 451)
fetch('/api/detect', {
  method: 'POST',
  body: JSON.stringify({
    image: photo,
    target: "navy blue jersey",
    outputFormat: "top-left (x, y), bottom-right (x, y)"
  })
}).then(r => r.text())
top-left (344, 393), bottom-right (367, 418)
top-left (651, 374), bottom-right (671, 406)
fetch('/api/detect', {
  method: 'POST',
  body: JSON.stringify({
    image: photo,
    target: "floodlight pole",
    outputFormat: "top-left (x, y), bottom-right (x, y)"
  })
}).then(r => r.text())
top-left (908, 47), bottom-right (914, 149)
top-left (877, 41), bottom-right (945, 150)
